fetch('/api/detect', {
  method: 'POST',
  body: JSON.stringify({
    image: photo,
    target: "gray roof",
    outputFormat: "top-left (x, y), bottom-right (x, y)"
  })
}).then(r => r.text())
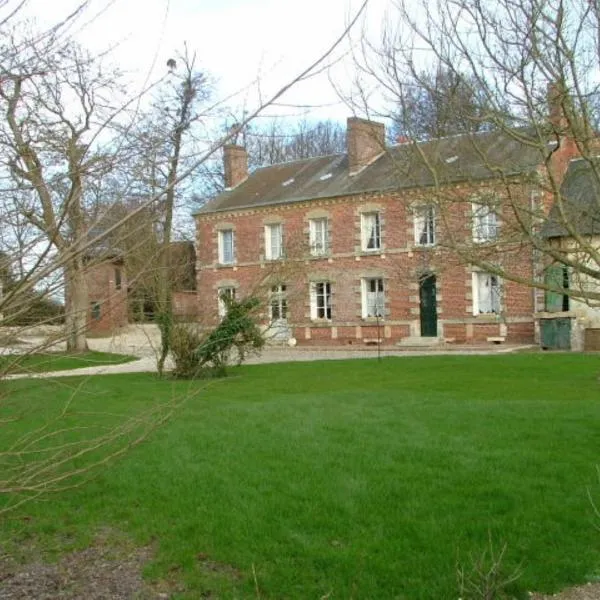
top-left (196, 128), bottom-right (550, 215)
top-left (543, 158), bottom-right (600, 238)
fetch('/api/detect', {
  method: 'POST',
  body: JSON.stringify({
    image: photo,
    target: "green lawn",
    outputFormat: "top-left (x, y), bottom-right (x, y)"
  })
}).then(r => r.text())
top-left (1, 354), bottom-right (600, 599)
top-left (0, 350), bottom-right (137, 373)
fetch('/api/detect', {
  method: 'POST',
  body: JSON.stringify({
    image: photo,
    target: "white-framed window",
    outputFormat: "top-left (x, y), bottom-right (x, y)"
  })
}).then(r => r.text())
top-left (472, 272), bottom-right (501, 315)
top-left (265, 223), bottom-right (283, 260)
top-left (217, 286), bottom-right (236, 317)
top-left (270, 284), bottom-right (288, 321)
top-left (309, 218), bottom-right (329, 256)
top-left (362, 278), bottom-right (385, 318)
top-left (310, 281), bottom-right (332, 320)
top-left (361, 212), bottom-right (381, 251)
top-left (218, 229), bottom-right (235, 264)
top-left (414, 205), bottom-right (436, 246)
top-left (472, 203), bottom-right (498, 242)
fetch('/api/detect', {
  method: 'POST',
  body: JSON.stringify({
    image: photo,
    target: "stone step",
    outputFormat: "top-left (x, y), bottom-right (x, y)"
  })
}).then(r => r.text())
top-left (396, 336), bottom-right (444, 347)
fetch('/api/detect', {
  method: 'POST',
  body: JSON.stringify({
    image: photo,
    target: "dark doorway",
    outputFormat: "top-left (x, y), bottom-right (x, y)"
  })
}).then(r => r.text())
top-left (419, 274), bottom-right (438, 337)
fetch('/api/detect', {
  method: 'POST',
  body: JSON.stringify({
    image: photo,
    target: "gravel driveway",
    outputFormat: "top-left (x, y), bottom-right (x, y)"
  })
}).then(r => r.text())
top-left (3, 323), bottom-right (534, 379)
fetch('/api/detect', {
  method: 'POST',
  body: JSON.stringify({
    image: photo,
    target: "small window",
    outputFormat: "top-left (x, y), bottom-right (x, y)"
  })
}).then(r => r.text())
top-left (265, 223), bottom-right (283, 260)
top-left (90, 301), bottom-right (101, 321)
top-left (218, 286), bottom-right (236, 317)
top-left (472, 272), bottom-right (501, 315)
top-left (114, 268), bottom-right (122, 290)
top-left (309, 218), bottom-right (329, 256)
top-left (472, 203), bottom-right (498, 242)
top-left (270, 284), bottom-right (288, 321)
top-left (362, 278), bottom-right (385, 318)
top-left (361, 212), bottom-right (381, 251)
top-left (218, 229), bottom-right (236, 264)
top-left (414, 205), bottom-right (435, 246)
top-left (310, 281), bottom-right (332, 320)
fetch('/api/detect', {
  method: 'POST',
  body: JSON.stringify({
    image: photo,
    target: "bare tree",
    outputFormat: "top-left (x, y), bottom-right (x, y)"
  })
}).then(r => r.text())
top-left (390, 65), bottom-right (513, 140)
top-left (0, 0), bottom-right (369, 514)
top-left (0, 26), bottom-right (131, 352)
top-left (244, 118), bottom-right (346, 168)
top-left (347, 0), bottom-right (600, 325)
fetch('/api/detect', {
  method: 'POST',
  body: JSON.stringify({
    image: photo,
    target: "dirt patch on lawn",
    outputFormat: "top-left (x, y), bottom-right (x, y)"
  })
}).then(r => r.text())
top-left (530, 582), bottom-right (600, 600)
top-left (0, 532), bottom-right (179, 600)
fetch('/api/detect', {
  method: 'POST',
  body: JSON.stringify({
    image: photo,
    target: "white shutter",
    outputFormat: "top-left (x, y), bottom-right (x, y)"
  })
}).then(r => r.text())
top-left (361, 214), bottom-right (370, 250)
top-left (479, 274), bottom-right (492, 313)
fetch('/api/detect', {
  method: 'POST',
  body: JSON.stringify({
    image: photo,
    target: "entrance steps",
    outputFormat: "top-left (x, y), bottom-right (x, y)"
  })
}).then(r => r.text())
top-left (396, 336), bottom-right (445, 348)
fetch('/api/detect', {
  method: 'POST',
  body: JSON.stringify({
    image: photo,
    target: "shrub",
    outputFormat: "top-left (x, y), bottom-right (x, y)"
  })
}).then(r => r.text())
top-left (170, 295), bottom-right (265, 379)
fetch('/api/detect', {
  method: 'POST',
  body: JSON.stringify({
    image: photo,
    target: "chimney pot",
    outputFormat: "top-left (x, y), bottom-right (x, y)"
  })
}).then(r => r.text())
top-left (547, 82), bottom-right (568, 133)
top-left (347, 117), bottom-right (386, 175)
top-left (223, 144), bottom-right (248, 189)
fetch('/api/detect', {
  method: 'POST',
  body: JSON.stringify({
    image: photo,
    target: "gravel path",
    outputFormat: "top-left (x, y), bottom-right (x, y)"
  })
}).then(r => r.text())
top-left (3, 324), bottom-right (535, 379)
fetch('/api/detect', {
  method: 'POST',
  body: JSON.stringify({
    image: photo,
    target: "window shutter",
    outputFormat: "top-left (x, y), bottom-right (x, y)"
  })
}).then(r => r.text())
top-left (545, 266), bottom-right (564, 312)
top-left (264, 226), bottom-right (271, 258)
top-left (478, 274), bottom-right (491, 313)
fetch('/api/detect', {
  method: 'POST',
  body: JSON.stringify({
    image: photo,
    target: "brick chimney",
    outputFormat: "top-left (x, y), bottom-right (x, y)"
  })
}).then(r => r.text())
top-left (347, 117), bottom-right (385, 175)
top-left (223, 144), bottom-right (248, 189)
top-left (546, 82), bottom-right (580, 184)
top-left (547, 82), bottom-right (569, 134)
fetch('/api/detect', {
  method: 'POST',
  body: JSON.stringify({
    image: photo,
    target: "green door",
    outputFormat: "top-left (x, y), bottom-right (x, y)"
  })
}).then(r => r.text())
top-left (555, 318), bottom-right (571, 349)
top-left (419, 274), bottom-right (438, 337)
top-left (540, 318), bottom-right (572, 349)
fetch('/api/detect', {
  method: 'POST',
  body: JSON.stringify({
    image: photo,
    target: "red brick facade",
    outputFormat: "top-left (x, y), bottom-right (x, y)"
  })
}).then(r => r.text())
top-left (195, 112), bottom-right (580, 347)
top-left (196, 187), bottom-right (538, 346)
top-left (86, 260), bottom-right (128, 333)
top-left (173, 290), bottom-right (199, 320)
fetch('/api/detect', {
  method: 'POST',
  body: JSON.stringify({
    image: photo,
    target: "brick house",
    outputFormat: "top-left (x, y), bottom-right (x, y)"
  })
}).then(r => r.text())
top-left (194, 115), bottom-right (578, 347)
top-left (86, 255), bottom-right (128, 334)
top-left (171, 241), bottom-right (198, 321)
top-left (84, 202), bottom-right (198, 332)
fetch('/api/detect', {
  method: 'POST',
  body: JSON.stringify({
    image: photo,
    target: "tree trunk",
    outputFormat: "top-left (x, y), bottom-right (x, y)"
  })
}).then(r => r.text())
top-left (65, 261), bottom-right (89, 353)
top-left (156, 249), bottom-right (172, 377)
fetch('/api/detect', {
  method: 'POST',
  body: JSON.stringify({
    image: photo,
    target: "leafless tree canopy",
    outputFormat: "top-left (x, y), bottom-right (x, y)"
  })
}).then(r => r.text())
top-left (345, 0), bottom-right (600, 306)
top-left (0, 0), bottom-right (368, 512)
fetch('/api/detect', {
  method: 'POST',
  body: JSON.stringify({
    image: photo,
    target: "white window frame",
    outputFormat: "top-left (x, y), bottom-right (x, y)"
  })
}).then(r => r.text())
top-left (217, 286), bottom-right (236, 318)
top-left (472, 272), bottom-right (502, 315)
top-left (362, 278), bottom-right (385, 318)
top-left (309, 218), bottom-right (329, 256)
top-left (218, 229), bottom-right (235, 264)
top-left (361, 212), bottom-right (381, 251)
top-left (414, 205), bottom-right (436, 246)
top-left (265, 223), bottom-right (283, 260)
top-left (472, 203), bottom-right (498, 243)
top-left (269, 284), bottom-right (288, 321)
top-left (310, 281), bottom-right (332, 320)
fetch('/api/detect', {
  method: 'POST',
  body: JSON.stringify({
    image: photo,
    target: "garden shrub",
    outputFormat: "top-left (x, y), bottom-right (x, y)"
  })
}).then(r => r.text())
top-left (170, 295), bottom-right (265, 379)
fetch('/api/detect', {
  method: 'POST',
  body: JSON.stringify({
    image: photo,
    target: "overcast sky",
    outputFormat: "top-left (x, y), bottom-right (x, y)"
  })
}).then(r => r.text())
top-left (24, 0), bottom-right (388, 123)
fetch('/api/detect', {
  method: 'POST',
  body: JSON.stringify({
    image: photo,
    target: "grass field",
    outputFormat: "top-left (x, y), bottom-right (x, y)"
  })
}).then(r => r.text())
top-left (0, 350), bottom-right (137, 373)
top-left (1, 354), bottom-right (600, 599)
